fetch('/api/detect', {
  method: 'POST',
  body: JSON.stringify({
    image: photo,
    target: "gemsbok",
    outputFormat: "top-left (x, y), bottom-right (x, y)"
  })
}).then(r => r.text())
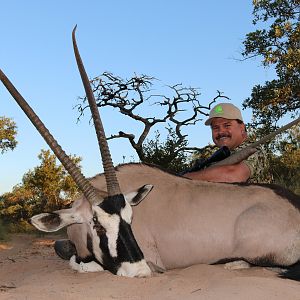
top-left (1, 27), bottom-right (300, 280)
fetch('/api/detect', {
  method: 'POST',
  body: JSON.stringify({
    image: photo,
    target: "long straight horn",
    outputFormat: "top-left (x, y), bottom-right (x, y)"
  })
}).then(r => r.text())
top-left (0, 69), bottom-right (100, 204)
top-left (72, 26), bottom-right (121, 197)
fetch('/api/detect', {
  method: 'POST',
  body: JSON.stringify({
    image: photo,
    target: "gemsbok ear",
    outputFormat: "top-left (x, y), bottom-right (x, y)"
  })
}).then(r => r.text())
top-left (31, 208), bottom-right (84, 232)
top-left (125, 184), bottom-right (154, 206)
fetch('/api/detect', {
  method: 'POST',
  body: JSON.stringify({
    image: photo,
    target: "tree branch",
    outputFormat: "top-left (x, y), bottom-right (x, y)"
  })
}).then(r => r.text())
top-left (77, 73), bottom-right (230, 160)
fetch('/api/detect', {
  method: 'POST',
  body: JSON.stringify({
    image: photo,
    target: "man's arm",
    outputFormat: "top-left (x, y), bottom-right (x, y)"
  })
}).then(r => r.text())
top-left (183, 162), bottom-right (251, 183)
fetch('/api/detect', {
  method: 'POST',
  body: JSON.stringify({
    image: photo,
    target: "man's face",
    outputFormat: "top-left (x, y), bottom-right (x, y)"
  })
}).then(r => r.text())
top-left (210, 118), bottom-right (246, 150)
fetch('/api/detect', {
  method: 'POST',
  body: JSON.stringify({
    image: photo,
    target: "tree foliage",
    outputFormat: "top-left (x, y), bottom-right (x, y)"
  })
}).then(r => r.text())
top-left (269, 124), bottom-right (300, 194)
top-left (0, 116), bottom-right (17, 154)
top-left (142, 126), bottom-right (191, 173)
top-left (22, 150), bottom-right (81, 211)
top-left (239, 0), bottom-right (300, 193)
top-left (0, 149), bottom-right (80, 224)
top-left (242, 0), bottom-right (300, 126)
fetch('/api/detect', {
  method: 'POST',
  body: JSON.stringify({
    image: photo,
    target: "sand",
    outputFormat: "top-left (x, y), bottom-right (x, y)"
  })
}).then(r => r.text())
top-left (1, 233), bottom-right (300, 300)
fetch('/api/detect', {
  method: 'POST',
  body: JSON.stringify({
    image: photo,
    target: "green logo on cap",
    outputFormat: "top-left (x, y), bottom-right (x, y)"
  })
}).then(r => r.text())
top-left (215, 105), bottom-right (223, 114)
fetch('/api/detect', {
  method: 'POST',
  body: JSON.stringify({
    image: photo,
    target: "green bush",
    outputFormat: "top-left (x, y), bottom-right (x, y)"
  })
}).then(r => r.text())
top-left (0, 219), bottom-right (9, 241)
top-left (6, 219), bottom-right (36, 234)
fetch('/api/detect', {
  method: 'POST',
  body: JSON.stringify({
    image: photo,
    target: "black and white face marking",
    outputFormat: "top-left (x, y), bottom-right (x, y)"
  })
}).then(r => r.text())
top-left (30, 184), bottom-right (153, 276)
top-left (90, 194), bottom-right (150, 277)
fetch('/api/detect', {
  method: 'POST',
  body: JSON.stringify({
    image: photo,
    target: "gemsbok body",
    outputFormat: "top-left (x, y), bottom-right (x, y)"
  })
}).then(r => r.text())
top-left (1, 27), bottom-right (300, 280)
top-left (57, 163), bottom-right (300, 279)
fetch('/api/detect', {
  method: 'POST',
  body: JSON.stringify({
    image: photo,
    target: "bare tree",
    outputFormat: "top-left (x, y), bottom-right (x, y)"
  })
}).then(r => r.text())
top-left (76, 72), bottom-right (229, 161)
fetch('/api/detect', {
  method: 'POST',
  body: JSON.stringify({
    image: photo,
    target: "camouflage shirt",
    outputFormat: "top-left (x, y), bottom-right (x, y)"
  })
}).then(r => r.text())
top-left (231, 141), bottom-right (273, 184)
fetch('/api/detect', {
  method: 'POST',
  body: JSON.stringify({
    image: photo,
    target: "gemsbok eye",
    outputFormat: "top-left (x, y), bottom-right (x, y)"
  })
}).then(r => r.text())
top-left (93, 222), bottom-right (106, 235)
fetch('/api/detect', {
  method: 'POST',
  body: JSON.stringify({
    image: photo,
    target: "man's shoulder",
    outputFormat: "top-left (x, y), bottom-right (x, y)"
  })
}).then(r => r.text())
top-left (232, 140), bottom-right (258, 152)
top-left (232, 141), bottom-right (272, 183)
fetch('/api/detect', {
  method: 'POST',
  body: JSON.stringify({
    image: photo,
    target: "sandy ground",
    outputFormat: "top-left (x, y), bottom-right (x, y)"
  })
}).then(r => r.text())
top-left (1, 234), bottom-right (300, 300)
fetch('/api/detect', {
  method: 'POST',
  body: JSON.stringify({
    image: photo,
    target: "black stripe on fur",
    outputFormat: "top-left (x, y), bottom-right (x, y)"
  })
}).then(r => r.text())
top-left (279, 262), bottom-right (300, 281)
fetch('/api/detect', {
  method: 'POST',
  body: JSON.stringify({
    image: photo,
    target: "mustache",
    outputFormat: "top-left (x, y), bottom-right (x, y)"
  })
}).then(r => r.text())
top-left (216, 133), bottom-right (231, 140)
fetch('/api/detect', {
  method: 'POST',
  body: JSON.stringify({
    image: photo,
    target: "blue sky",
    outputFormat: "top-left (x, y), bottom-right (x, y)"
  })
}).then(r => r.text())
top-left (0, 0), bottom-right (276, 194)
